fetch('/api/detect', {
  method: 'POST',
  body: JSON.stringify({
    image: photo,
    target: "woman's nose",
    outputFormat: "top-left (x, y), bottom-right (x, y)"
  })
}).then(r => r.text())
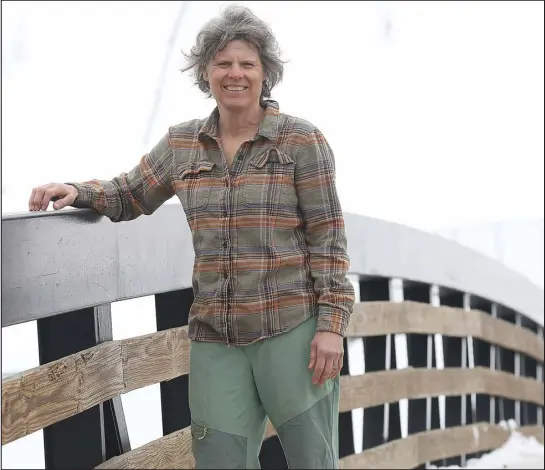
top-left (227, 63), bottom-right (244, 79)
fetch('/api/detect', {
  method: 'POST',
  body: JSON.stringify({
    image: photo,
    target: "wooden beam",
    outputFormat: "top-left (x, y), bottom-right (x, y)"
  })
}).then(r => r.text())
top-left (2, 326), bottom-right (190, 445)
top-left (339, 423), bottom-right (544, 469)
top-left (95, 426), bottom-right (194, 469)
top-left (346, 301), bottom-right (544, 362)
top-left (339, 367), bottom-right (544, 413)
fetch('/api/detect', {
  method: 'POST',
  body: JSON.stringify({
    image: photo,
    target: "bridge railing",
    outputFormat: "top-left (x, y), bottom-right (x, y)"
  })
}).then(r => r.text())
top-left (2, 206), bottom-right (543, 469)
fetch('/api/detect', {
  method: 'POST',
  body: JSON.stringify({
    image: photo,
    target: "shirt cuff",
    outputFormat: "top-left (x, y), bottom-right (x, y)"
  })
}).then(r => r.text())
top-left (65, 182), bottom-right (94, 209)
top-left (316, 306), bottom-right (350, 337)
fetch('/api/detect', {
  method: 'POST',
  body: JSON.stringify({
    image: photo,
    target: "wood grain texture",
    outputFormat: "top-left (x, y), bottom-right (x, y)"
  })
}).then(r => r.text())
top-left (339, 367), bottom-right (544, 412)
top-left (122, 327), bottom-right (190, 393)
top-left (95, 422), bottom-right (543, 469)
top-left (346, 301), bottom-right (544, 362)
top-left (2, 342), bottom-right (123, 445)
top-left (339, 424), bottom-right (544, 469)
top-left (95, 426), bottom-right (194, 469)
top-left (2, 326), bottom-right (190, 445)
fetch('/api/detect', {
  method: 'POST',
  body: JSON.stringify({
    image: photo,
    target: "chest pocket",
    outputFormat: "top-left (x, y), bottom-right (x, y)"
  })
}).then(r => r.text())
top-left (174, 161), bottom-right (215, 211)
top-left (243, 148), bottom-right (296, 209)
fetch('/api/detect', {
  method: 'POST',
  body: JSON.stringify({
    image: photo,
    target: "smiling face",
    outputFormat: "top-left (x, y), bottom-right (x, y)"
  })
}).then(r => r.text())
top-left (204, 39), bottom-right (264, 112)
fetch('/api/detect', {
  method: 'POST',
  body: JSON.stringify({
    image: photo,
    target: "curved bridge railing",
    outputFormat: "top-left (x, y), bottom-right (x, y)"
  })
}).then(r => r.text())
top-left (2, 206), bottom-right (543, 469)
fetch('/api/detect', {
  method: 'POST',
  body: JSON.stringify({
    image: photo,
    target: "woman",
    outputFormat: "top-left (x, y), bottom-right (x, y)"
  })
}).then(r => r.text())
top-left (29, 5), bottom-right (355, 469)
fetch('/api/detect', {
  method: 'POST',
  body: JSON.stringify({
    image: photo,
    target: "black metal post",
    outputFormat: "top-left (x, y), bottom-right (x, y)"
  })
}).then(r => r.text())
top-left (469, 296), bottom-right (493, 424)
top-left (338, 336), bottom-right (355, 460)
top-left (519, 315), bottom-right (539, 425)
top-left (439, 289), bottom-right (465, 467)
top-left (496, 305), bottom-right (516, 423)
top-left (37, 304), bottom-right (130, 469)
top-left (155, 288), bottom-right (193, 436)
top-left (360, 277), bottom-right (400, 451)
top-left (404, 281), bottom-right (439, 469)
top-left (338, 275), bottom-right (358, 462)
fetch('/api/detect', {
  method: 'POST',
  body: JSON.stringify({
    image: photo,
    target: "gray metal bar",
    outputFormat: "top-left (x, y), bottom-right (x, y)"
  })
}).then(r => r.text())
top-left (2, 207), bottom-right (543, 327)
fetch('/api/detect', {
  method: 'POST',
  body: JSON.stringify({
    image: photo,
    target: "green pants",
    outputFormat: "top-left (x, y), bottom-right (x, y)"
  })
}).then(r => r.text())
top-left (189, 316), bottom-right (340, 469)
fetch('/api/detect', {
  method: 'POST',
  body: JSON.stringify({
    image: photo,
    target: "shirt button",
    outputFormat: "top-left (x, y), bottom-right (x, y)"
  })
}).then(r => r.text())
top-left (223, 241), bottom-right (228, 248)
top-left (223, 271), bottom-right (228, 279)
top-left (223, 210), bottom-right (228, 217)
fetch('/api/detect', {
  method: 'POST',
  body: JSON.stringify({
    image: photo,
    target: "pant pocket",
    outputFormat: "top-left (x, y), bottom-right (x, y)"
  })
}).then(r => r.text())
top-left (191, 421), bottom-right (248, 469)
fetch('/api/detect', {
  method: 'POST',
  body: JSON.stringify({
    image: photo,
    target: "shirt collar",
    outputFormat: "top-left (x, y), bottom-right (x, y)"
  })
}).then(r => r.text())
top-left (198, 100), bottom-right (280, 142)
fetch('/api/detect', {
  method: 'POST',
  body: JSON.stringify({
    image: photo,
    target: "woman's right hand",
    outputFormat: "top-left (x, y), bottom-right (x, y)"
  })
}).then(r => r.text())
top-left (29, 183), bottom-right (79, 211)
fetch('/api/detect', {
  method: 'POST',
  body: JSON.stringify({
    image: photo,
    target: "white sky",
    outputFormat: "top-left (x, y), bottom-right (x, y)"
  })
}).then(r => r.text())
top-left (2, 0), bottom-right (544, 231)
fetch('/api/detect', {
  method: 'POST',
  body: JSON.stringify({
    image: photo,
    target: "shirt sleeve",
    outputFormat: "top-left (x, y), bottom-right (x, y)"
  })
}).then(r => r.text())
top-left (294, 128), bottom-right (355, 336)
top-left (67, 132), bottom-right (175, 222)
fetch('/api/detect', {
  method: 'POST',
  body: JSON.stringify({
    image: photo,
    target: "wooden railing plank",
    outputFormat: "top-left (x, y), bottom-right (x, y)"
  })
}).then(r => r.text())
top-left (339, 367), bottom-right (544, 412)
top-left (122, 327), bottom-right (191, 393)
top-left (2, 342), bottom-right (124, 445)
top-left (95, 426), bottom-right (194, 469)
top-left (346, 301), bottom-right (544, 362)
top-left (339, 423), bottom-right (544, 469)
top-left (2, 327), bottom-right (190, 445)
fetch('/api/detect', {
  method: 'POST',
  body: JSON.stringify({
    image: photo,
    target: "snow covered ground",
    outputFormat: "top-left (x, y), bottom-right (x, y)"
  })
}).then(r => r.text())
top-left (430, 421), bottom-right (544, 469)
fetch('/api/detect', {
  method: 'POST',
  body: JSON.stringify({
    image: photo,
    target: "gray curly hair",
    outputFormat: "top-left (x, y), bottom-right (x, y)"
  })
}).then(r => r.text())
top-left (181, 4), bottom-right (284, 102)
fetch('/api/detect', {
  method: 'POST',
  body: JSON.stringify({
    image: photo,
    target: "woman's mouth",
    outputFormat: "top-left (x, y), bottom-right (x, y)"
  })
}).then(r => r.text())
top-left (224, 86), bottom-right (248, 92)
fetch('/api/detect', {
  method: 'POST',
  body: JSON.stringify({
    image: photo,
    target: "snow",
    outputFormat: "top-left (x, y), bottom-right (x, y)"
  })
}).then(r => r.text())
top-left (429, 420), bottom-right (544, 469)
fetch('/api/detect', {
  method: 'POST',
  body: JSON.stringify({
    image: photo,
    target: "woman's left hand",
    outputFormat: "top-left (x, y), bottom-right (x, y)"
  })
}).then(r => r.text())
top-left (308, 331), bottom-right (344, 385)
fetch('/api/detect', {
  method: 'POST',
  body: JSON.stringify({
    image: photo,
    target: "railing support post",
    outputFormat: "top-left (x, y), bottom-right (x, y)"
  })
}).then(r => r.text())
top-left (439, 289), bottom-right (465, 467)
top-left (404, 281), bottom-right (439, 470)
top-left (495, 305), bottom-right (517, 423)
top-left (155, 288), bottom-right (193, 436)
top-left (37, 304), bottom-right (130, 469)
top-left (360, 277), bottom-right (400, 451)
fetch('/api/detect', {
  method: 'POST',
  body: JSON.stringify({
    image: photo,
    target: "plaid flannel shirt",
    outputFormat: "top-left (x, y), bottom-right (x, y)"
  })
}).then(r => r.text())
top-left (70, 101), bottom-right (355, 345)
